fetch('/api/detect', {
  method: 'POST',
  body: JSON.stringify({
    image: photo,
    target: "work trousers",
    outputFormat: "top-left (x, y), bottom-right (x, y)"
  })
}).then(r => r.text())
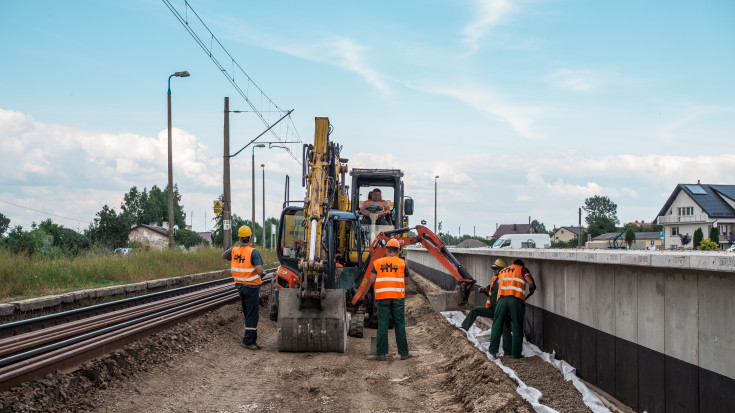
top-left (489, 295), bottom-right (525, 357)
top-left (461, 307), bottom-right (512, 354)
top-left (376, 298), bottom-right (409, 356)
top-left (236, 284), bottom-right (260, 345)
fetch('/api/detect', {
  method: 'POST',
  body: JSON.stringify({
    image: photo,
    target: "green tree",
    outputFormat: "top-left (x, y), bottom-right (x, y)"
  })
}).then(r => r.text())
top-left (693, 228), bottom-right (704, 249)
top-left (583, 195), bottom-right (620, 227)
top-left (531, 219), bottom-right (547, 234)
top-left (86, 205), bottom-right (130, 250)
top-left (38, 219), bottom-right (91, 256)
top-left (0, 212), bottom-right (10, 237)
top-left (175, 228), bottom-right (206, 249)
top-left (211, 213), bottom-right (258, 248)
top-left (264, 217), bottom-right (280, 249)
top-left (139, 184), bottom-right (186, 229)
top-left (4, 225), bottom-right (53, 255)
top-left (586, 216), bottom-right (617, 239)
top-left (624, 227), bottom-right (636, 248)
top-left (709, 227), bottom-right (720, 245)
top-left (121, 186), bottom-right (146, 226)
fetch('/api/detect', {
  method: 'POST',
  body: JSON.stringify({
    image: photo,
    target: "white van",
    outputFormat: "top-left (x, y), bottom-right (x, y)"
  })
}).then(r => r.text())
top-left (491, 234), bottom-right (551, 249)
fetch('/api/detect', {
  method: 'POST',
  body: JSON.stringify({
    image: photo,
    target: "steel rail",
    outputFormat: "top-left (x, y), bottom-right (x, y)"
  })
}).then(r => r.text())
top-left (0, 269), bottom-right (275, 392)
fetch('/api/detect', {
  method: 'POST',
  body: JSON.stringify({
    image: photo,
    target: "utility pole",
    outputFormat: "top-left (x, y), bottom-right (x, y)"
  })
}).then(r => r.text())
top-left (223, 97), bottom-right (232, 250)
top-left (261, 163), bottom-right (265, 249)
top-left (578, 207), bottom-right (582, 249)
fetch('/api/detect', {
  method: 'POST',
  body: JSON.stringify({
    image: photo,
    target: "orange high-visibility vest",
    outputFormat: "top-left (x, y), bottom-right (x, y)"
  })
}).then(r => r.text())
top-left (497, 264), bottom-right (527, 301)
top-left (373, 256), bottom-right (406, 300)
top-left (485, 275), bottom-right (498, 309)
top-left (363, 200), bottom-right (388, 211)
top-left (230, 246), bottom-right (261, 285)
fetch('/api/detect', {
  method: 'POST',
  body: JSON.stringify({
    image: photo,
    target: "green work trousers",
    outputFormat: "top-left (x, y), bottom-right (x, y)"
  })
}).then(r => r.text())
top-left (461, 307), bottom-right (512, 354)
top-left (376, 298), bottom-right (409, 356)
top-left (489, 295), bottom-right (525, 357)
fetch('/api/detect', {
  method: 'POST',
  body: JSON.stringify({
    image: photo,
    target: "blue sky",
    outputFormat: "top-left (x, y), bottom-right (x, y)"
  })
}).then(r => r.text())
top-left (1, 0), bottom-right (733, 237)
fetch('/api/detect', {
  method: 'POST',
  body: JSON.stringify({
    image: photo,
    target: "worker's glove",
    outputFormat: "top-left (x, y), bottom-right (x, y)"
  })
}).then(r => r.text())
top-left (478, 288), bottom-right (489, 296)
top-left (526, 285), bottom-right (536, 299)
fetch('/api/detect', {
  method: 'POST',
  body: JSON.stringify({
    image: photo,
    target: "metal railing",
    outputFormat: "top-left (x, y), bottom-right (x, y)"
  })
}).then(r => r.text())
top-left (656, 214), bottom-right (709, 224)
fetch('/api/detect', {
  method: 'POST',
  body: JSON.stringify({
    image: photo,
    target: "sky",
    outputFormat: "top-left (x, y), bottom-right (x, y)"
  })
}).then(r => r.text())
top-left (1, 0), bottom-right (734, 238)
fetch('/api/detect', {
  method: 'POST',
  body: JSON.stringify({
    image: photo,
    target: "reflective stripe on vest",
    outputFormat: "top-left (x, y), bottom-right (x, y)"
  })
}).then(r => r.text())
top-left (497, 264), bottom-right (526, 301)
top-left (374, 256), bottom-right (405, 300)
top-left (231, 246), bottom-right (261, 285)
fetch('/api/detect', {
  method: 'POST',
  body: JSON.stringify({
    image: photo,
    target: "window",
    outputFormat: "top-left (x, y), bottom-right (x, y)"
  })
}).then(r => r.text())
top-left (671, 227), bottom-right (680, 236)
top-left (678, 207), bottom-right (694, 216)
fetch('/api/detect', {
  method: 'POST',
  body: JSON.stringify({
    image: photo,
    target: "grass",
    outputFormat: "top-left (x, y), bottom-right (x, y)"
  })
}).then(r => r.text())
top-left (0, 246), bottom-right (280, 303)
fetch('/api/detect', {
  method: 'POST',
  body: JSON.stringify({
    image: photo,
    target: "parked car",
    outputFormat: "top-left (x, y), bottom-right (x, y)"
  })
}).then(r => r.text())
top-left (114, 247), bottom-right (134, 255)
top-left (726, 244), bottom-right (735, 252)
top-left (491, 234), bottom-right (551, 249)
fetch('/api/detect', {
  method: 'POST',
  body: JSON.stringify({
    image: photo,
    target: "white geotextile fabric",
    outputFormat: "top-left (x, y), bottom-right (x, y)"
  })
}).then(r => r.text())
top-left (441, 311), bottom-right (610, 413)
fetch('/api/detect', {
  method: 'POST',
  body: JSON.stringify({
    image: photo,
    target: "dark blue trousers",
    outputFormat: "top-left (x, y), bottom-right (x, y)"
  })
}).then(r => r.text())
top-left (237, 284), bottom-right (260, 345)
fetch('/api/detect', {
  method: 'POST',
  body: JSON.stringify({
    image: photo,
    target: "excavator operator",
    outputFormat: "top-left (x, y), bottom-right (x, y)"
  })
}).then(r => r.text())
top-left (359, 188), bottom-right (391, 225)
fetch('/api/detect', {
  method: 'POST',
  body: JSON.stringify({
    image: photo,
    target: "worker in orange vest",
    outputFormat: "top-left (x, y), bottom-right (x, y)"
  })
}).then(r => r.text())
top-left (488, 259), bottom-right (536, 358)
top-left (460, 259), bottom-right (512, 355)
top-left (222, 225), bottom-right (264, 350)
top-left (368, 238), bottom-right (412, 361)
top-left (359, 188), bottom-right (391, 225)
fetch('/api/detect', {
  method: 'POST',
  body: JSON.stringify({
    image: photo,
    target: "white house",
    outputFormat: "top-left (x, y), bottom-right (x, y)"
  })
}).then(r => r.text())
top-left (654, 183), bottom-right (735, 249)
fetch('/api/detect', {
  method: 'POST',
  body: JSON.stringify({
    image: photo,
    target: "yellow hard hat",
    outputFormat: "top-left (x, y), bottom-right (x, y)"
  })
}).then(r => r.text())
top-left (238, 225), bottom-right (252, 238)
top-left (491, 258), bottom-right (508, 269)
top-left (386, 239), bottom-right (401, 248)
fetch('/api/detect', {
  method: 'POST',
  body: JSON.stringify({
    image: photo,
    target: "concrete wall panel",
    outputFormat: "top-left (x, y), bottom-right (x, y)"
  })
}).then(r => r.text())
top-left (578, 263), bottom-right (597, 328)
top-left (596, 266), bottom-right (615, 335)
top-left (637, 270), bottom-right (665, 353)
top-left (698, 271), bottom-right (735, 379)
top-left (614, 266), bottom-right (638, 343)
top-left (664, 270), bottom-right (698, 365)
top-left (564, 261), bottom-right (581, 323)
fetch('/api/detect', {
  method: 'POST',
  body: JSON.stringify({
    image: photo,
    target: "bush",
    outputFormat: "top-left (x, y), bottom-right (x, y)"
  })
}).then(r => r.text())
top-left (693, 228), bottom-right (704, 249)
top-left (700, 238), bottom-right (719, 251)
top-left (551, 238), bottom-right (578, 248)
top-left (175, 228), bottom-right (206, 249)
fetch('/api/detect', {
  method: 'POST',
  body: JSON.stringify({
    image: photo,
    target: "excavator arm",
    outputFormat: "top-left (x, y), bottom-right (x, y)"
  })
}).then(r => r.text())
top-left (351, 225), bottom-right (476, 307)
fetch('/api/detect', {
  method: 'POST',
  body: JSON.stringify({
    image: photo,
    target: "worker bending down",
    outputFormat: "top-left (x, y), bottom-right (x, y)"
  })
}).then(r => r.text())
top-left (488, 259), bottom-right (536, 358)
top-left (222, 225), bottom-right (265, 350)
top-left (368, 238), bottom-right (412, 361)
top-left (460, 258), bottom-right (512, 355)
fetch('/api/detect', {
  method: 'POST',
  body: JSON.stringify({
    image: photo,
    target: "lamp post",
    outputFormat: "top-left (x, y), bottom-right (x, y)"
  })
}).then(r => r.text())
top-left (251, 144), bottom-right (265, 242)
top-left (167, 71), bottom-right (190, 249)
top-left (434, 175), bottom-right (439, 233)
top-left (261, 163), bottom-right (266, 249)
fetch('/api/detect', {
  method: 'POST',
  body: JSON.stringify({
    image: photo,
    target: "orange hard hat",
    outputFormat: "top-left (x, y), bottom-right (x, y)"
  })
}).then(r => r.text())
top-left (386, 238), bottom-right (401, 248)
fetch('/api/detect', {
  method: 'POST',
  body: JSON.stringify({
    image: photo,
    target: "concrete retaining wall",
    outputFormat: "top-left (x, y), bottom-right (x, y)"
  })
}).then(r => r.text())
top-left (407, 247), bottom-right (735, 412)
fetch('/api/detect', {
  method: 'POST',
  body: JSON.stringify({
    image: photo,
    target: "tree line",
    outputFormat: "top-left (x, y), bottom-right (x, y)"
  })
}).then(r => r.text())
top-left (0, 184), bottom-right (280, 257)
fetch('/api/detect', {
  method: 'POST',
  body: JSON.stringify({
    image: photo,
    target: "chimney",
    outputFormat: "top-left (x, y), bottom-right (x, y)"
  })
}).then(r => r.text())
top-left (697, 179), bottom-right (700, 184)
top-left (513, 223), bottom-right (517, 231)
top-left (162, 221), bottom-right (169, 230)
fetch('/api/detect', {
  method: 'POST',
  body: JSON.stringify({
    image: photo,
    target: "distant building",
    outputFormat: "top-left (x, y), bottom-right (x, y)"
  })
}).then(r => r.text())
top-left (197, 231), bottom-right (212, 244)
top-left (626, 220), bottom-right (652, 228)
top-left (654, 183), bottom-right (735, 250)
top-left (552, 226), bottom-right (584, 243)
top-left (491, 223), bottom-right (533, 239)
top-left (128, 224), bottom-right (169, 251)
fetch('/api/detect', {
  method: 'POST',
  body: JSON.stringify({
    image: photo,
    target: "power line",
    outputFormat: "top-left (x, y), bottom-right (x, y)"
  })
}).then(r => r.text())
top-left (162, 0), bottom-right (303, 165)
top-left (0, 199), bottom-right (90, 225)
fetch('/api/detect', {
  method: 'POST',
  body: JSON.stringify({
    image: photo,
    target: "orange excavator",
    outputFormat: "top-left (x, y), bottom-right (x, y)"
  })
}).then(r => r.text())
top-left (351, 225), bottom-right (477, 311)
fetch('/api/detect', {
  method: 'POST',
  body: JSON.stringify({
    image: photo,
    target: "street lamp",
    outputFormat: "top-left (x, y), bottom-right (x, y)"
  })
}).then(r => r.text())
top-left (167, 70), bottom-right (190, 249)
top-left (252, 144), bottom-right (266, 242)
top-left (261, 163), bottom-right (266, 249)
top-left (434, 175), bottom-right (439, 233)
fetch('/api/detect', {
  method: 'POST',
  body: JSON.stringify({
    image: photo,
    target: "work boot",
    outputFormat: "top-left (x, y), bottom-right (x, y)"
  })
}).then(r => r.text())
top-left (240, 343), bottom-right (260, 350)
top-left (367, 354), bottom-right (387, 361)
top-left (400, 353), bottom-right (414, 360)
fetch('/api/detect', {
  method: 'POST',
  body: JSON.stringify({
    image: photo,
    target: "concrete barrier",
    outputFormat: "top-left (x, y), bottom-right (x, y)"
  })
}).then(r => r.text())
top-left (407, 247), bottom-right (735, 412)
top-left (2, 270), bottom-right (230, 319)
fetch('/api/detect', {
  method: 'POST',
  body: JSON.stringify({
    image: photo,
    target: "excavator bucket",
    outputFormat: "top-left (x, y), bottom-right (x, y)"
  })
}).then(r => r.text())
top-left (277, 288), bottom-right (347, 352)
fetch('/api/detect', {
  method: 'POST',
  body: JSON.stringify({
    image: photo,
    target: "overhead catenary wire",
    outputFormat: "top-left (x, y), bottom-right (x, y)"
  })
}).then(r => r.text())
top-left (0, 199), bottom-right (90, 225)
top-left (161, 0), bottom-right (302, 165)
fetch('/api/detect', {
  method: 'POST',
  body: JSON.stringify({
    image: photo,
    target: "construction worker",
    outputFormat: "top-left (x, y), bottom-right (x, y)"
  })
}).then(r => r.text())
top-left (488, 258), bottom-right (536, 358)
top-left (222, 225), bottom-right (265, 350)
top-left (460, 259), bottom-right (512, 355)
top-left (368, 238), bottom-right (412, 361)
top-left (360, 188), bottom-right (391, 225)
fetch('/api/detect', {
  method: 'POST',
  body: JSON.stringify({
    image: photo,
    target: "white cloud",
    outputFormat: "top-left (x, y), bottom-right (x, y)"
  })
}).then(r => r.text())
top-left (462, 0), bottom-right (516, 52)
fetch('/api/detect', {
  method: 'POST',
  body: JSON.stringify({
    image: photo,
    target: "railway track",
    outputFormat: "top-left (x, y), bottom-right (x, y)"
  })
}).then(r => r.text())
top-left (0, 270), bottom-right (275, 392)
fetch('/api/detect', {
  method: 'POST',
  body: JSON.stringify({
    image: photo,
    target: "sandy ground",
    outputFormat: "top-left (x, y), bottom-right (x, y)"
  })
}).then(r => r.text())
top-left (0, 275), bottom-right (596, 412)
